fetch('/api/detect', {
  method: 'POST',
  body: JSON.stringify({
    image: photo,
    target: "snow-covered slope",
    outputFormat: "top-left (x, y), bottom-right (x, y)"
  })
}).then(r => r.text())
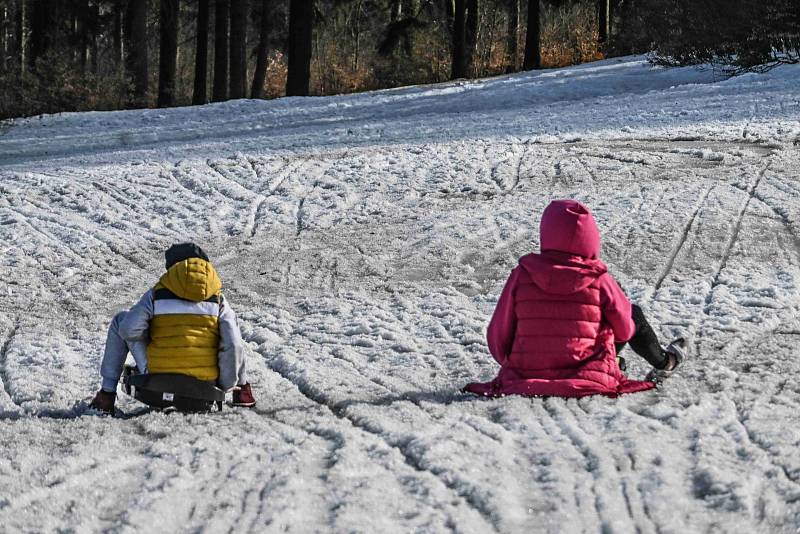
top-left (1, 56), bottom-right (799, 533)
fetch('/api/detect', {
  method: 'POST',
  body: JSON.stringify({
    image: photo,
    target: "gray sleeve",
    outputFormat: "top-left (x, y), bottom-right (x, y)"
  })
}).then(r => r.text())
top-left (217, 296), bottom-right (244, 390)
top-left (119, 290), bottom-right (153, 342)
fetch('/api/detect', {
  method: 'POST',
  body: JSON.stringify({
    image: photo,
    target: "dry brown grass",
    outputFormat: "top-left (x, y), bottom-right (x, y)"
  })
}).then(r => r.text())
top-left (540, 1), bottom-right (604, 68)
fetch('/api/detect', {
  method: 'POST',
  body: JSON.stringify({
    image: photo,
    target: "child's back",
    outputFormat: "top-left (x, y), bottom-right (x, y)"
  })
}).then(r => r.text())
top-left (465, 200), bottom-right (656, 398)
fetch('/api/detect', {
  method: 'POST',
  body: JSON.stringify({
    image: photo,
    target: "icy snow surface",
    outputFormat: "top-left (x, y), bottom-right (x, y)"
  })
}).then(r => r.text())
top-left (1, 56), bottom-right (800, 533)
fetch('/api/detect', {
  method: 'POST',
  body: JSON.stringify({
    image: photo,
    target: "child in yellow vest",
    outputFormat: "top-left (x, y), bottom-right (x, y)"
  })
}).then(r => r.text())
top-left (90, 243), bottom-right (256, 413)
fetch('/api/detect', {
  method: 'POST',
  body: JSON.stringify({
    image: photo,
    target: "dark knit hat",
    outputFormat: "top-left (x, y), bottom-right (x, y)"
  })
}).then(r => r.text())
top-left (165, 242), bottom-right (210, 269)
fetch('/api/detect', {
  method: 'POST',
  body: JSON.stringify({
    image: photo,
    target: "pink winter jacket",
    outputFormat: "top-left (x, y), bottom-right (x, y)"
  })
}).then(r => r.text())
top-left (464, 200), bottom-right (655, 398)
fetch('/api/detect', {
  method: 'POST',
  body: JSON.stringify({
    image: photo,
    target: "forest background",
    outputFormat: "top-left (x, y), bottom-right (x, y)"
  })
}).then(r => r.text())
top-left (0, 0), bottom-right (798, 120)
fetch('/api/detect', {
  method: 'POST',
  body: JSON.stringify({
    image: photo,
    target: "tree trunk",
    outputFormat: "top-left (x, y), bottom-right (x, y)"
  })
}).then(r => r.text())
top-left (250, 0), bottom-right (270, 98)
top-left (0, 2), bottom-right (6, 72)
top-left (451, 0), bottom-right (466, 78)
top-left (505, 0), bottom-right (518, 72)
top-left (443, 0), bottom-right (454, 54)
top-left (76, 0), bottom-right (89, 73)
top-left (598, 0), bottom-right (609, 44)
top-left (13, 0), bottom-right (24, 72)
top-left (125, 0), bottom-right (149, 105)
top-left (29, 0), bottom-right (53, 69)
top-left (352, 0), bottom-right (361, 71)
top-left (88, 0), bottom-right (98, 73)
top-left (286, 0), bottom-right (312, 96)
top-left (619, 0), bottom-right (634, 54)
top-left (390, 0), bottom-right (400, 22)
top-left (193, 0), bottom-right (209, 104)
top-left (465, 0), bottom-right (478, 75)
top-left (212, 0), bottom-right (229, 101)
top-left (113, 1), bottom-right (122, 72)
top-left (158, 0), bottom-right (180, 107)
top-left (228, 0), bottom-right (246, 99)
top-left (444, 0), bottom-right (454, 33)
top-left (71, 10), bottom-right (77, 66)
top-left (522, 0), bottom-right (539, 69)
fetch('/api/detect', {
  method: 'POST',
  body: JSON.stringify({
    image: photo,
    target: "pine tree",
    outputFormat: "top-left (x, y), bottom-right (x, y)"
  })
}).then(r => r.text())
top-left (125, 0), bottom-right (149, 105)
top-left (465, 0), bottom-right (478, 75)
top-left (88, 0), bottom-right (98, 73)
top-left (451, 0), bottom-right (466, 78)
top-left (250, 0), bottom-right (270, 98)
top-left (228, 0), bottom-right (246, 99)
top-left (158, 0), bottom-right (180, 107)
top-left (112, 0), bottom-right (122, 71)
top-left (75, 0), bottom-right (89, 73)
top-left (522, 0), bottom-right (540, 69)
top-left (597, 0), bottom-right (609, 45)
top-left (28, 0), bottom-right (54, 69)
top-left (0, 1), bottom-right (7, 72)
top-left (193, 0), bottom-right (209, 104)
top-left (13, 0), bottom-right (25, 72)
top-left (286, 0), bottom-right (312, 96)
top-left (212, 0), bottom-right (229, 101)
top-left (505, 0), bottom-right (519, 72)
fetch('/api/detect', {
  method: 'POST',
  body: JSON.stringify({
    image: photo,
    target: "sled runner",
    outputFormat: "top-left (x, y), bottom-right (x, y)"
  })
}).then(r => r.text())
top-left (122, 365), bottom-right (225, 412)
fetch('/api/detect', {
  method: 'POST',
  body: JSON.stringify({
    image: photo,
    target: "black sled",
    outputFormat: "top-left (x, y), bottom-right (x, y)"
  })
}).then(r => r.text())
top-left (122, 365), bottom-right (225, 413)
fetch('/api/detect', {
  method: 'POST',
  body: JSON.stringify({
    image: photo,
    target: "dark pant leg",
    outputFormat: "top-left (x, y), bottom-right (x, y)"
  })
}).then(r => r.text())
top-left (615, 305), bottom-right (669, 369)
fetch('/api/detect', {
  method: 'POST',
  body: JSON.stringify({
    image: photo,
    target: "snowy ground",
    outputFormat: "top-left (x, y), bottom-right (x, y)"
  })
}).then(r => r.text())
top-left (1, 56), bottom-right (800, 533)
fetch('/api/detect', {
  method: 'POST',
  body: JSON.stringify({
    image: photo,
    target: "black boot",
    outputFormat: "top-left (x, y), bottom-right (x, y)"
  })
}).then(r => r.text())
top-left (645, 338), bottom-right (688, 384)
top-left (89, 390), bottom-right (116, 415)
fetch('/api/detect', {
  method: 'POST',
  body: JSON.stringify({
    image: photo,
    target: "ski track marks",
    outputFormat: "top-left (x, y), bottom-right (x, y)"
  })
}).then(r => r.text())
top-left (258, 343), bottom-right (500, 530)
top-left (703, 161), bottom-right (773, 316)
top-left (635, 153), bottom-right (800, 531)
top-left (1, 134), bottom-right (800, 532)
top-left (0, 321), bottom-right (20, 410)
top-left (652, 185), bottom-right (715, 294)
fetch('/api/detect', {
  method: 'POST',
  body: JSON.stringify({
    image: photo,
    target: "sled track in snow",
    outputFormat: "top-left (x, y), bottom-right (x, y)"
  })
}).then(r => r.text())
top-left (543, 400), bottom-right (664, 534)
top-left (245, 156), bottom-right (312, 239)
top-left (552, 161), bottom-right (569, 187)
top-left (11, 183), bottom-right (151, 272)
top-left (749, 183), bottom-right (800, 257)
top-left (486, 146), bottom-right (509, 191)
top-left (565, 402), bottom-right (662, 534)
top-left (511, 141), bottom-right (532, 191)
top-left (246, 196), bottom-right (268, 239)
top-left (689, 160), bottom-right (775, 363)
top-left (575, 156), bottom-right (599, 184)
top-left (653, 185), bottom-right (715, 294)
top-left (254, 345), bottom-right (501, 531)
top-left (704, 160), bottom-right (773, 315)
top-left (168, 167), bottom-right (198, 196)
top-left (295, 198), bottom-right (307, 236)
top-left (542, 401), bottom-right (611, 530)
top-left (0, 322), bottom-right (20, 406)
top-left (732, 398), bottom-right (800, 492)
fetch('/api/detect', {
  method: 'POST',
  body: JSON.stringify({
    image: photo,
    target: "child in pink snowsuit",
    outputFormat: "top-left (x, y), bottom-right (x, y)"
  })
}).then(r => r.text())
top-left (464, 199), bottom-right (685, 398)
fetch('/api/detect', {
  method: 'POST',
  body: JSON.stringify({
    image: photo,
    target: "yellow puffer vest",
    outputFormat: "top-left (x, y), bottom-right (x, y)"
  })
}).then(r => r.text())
top-left (147, 258), bottom-right (223, 381)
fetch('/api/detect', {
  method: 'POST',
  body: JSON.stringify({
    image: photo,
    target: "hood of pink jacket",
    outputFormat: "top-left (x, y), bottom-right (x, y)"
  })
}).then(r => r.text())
top-left (540, 199), bottom-right (601, 259)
